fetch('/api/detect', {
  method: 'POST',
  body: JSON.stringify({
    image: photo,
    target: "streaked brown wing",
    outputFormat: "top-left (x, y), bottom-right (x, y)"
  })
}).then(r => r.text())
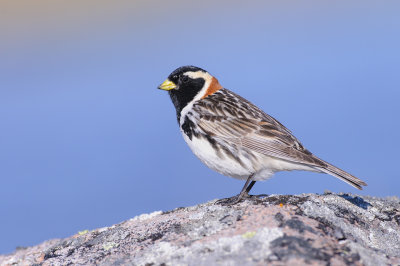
top-left (193, 89), bottom-right (325, 167)
top-left (192, 89), bottom-right (366, 190)
top-left (197, 115), bottom-right (324, 167)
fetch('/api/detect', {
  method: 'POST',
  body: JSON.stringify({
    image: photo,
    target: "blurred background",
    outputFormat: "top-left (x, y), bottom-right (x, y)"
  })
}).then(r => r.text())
top-left (1, 0), bottom-right (399, 254)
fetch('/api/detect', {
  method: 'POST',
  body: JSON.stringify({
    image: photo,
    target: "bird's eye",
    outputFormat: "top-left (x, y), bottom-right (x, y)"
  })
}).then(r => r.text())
top-left (181, 76), bottom-right (189, 83)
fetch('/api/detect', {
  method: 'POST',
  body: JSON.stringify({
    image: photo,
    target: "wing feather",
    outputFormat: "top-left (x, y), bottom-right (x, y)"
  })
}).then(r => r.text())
top-left (192, 89), bottom-right (366, 190)
top-left (197, 116), bottom-right (324, 167)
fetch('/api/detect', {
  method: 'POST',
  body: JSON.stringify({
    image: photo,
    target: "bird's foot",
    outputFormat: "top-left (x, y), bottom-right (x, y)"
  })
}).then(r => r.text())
top-left (215, 192), bottom-right (252, 206)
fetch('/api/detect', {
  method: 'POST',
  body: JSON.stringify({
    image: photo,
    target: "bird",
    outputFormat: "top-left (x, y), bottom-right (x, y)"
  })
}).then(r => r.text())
top-left (158, 65), bottom-right (367, 204)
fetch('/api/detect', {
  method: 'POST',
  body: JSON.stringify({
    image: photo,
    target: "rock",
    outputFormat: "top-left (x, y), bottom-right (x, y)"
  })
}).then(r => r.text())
top-left (1, 193), bottom-right (399, 265)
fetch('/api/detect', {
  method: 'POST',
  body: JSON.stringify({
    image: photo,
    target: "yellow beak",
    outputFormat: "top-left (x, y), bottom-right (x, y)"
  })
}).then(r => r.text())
top-left (158, 79), bottom-right (176, 91)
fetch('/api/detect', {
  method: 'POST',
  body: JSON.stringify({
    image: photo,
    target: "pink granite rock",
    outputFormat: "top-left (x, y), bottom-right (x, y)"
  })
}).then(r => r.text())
top-left (1, 193), bottom-right (399, 265)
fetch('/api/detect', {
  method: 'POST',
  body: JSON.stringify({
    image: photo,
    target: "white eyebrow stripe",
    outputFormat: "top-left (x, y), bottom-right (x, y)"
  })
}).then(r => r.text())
top-left (184, 71), bottom-right (213, 81)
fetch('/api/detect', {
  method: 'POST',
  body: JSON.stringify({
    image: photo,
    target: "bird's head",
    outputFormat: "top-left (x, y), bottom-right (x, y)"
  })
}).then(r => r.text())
top-left (158, 66), bottom-right (222, 118)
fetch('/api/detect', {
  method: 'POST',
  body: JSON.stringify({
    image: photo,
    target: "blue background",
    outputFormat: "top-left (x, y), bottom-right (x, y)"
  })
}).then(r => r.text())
top-left (1, 0), bottom-right (399, 254)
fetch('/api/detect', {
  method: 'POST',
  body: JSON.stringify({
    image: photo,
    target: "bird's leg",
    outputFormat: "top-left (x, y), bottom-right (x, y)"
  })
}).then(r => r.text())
top-left (215, 174), bottom-right (257, 205)
top-left (245, 181), bottom-right (256, 194)
top-left (234, 174), bottom-right (255, 203)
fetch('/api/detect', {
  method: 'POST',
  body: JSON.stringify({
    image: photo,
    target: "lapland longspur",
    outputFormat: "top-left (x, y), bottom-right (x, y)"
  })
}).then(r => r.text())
top-left (158, 66), bottom-right (367, 204)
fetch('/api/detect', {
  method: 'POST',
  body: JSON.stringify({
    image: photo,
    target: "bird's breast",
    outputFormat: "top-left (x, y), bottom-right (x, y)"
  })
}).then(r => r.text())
top-left (179, 115), bottom-right (256, 179)
top-left (181, 115), bottom-right (198, 141)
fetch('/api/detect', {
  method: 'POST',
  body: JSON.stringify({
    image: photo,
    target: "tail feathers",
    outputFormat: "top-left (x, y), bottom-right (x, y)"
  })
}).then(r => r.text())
top-left (313, 159), bottom-right (367, 190)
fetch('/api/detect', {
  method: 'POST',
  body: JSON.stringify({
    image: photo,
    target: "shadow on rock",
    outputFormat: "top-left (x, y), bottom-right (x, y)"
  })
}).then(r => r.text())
top-left (339, 194), bottom-right (372, 210)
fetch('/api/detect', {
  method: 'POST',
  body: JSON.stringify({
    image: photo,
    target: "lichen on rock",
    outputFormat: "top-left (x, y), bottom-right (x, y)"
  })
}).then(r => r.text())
top-left (1, 193), bottom-right (399, 265)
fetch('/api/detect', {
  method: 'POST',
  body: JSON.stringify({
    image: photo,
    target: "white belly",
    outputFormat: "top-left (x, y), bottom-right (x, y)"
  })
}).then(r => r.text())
top-left (181, 131), bottom-right (317, 181)
top-left (182, 132), bottom-right (254, 180)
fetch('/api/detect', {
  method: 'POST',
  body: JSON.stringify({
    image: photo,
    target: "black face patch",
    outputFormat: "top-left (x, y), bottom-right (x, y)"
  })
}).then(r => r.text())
top-left (167, 66), bottom-right (206, 121)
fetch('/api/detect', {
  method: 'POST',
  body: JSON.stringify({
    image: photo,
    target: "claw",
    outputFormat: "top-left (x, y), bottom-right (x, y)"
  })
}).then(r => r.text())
top-left (215, 192), bottom-right (251, 206)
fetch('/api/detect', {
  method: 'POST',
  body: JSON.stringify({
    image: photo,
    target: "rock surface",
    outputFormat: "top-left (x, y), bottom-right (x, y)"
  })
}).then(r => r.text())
top-left (1, 192), bottom-right (400, 266)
